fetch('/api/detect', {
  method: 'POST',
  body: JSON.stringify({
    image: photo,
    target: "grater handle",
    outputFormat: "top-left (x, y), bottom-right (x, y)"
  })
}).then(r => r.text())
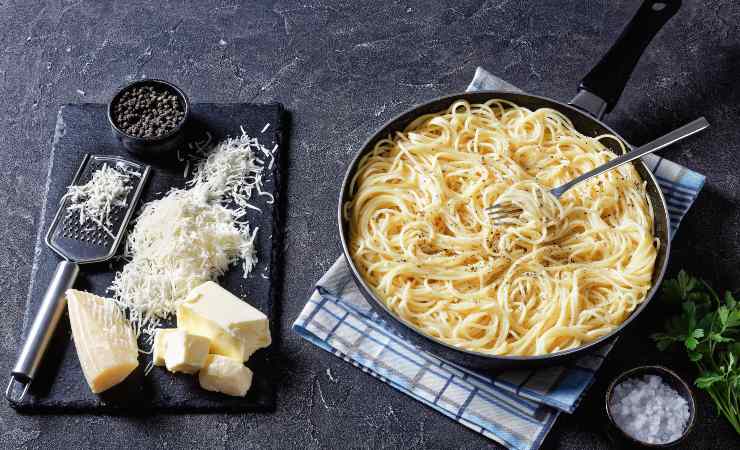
top-left (6, 260), bottom-right (79, 403)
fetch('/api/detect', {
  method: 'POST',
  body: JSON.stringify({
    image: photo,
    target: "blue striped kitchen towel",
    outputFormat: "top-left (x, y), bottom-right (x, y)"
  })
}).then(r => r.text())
top-left (292, 67), bottom-right (705, 450)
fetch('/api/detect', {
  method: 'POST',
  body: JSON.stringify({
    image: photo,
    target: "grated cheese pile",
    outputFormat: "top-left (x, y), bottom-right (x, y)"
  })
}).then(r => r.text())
top-left (63, 162), bottom-right (136, 237)
top-left (187, 130), bottom-right (275, 214)
top-left (109, 130), bottom-right (275, 338)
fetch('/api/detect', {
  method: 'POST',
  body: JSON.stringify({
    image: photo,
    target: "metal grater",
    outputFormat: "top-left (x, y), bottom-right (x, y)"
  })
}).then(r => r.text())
top-left (6, 154), bottom-right (150, 403)
top-left (46, 155), bottom-right (149, 263)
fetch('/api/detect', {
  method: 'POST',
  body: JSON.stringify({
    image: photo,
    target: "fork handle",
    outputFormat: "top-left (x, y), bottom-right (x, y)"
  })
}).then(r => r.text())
top-left (552, 117), bottom-right (709, 197)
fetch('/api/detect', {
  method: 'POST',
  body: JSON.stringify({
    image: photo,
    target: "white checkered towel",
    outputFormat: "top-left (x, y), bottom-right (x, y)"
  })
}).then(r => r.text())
top-left (293, 68), bottom-right (705, 450)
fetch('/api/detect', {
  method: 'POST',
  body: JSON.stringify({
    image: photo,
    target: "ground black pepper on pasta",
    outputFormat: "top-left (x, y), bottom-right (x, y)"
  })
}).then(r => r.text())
top-left (112, 85), bottom-right (184, 138)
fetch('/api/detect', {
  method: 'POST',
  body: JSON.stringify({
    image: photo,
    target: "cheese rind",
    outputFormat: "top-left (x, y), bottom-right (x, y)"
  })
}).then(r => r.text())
top-left (198, 355), bottom-right (253, 397)
top-left (152, 328), bottom-right (177, 367)
top-left (66, 289), bottom-right (139, 394)
top-left (163, 330), bottom-right (210, 374)
top-left (177, 281), bottom-right (271, 362)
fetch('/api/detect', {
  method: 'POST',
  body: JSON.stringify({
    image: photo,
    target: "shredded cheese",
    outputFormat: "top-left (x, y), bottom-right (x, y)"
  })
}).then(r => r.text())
top-left (187, 132), bottom-right (269, 216)
top-left (63, 162), bottom-right (137, 237)
top-left (110, 130), bottom-right (277, 338)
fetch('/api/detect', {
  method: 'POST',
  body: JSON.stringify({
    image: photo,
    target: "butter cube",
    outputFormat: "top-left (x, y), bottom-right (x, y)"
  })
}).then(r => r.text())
top-left (177, 281), bottom-right (271, 362)
top-left (163, 330), bottom-right (210, 374)
top-left (152, 328), bottom-right (177, 367)
top-left (198, 355), bottom-right (253, 397)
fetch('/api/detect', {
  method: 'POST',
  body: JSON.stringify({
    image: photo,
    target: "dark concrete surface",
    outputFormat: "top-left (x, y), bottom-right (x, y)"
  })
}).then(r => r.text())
top-left (0, 0), bottom-right (738, 448)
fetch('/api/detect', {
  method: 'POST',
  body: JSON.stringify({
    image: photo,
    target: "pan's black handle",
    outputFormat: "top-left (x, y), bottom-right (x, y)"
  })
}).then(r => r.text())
top-left (571, 0), bottom-right (681, 118)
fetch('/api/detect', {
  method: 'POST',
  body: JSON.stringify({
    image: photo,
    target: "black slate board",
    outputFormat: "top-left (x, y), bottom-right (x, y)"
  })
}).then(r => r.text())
top-left (13, 103), bottom-right (286, 413)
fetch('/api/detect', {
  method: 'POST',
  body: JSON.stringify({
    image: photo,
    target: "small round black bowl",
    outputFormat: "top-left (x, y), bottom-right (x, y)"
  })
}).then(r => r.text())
top-left (605, 365), bottom-right (696, 448)
top-left (108, 79), bottom-right (190, 157)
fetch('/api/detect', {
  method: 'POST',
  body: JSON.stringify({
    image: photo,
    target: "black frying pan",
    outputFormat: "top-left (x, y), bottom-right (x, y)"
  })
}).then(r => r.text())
top-left (339, 0), bottom-right (681, 369)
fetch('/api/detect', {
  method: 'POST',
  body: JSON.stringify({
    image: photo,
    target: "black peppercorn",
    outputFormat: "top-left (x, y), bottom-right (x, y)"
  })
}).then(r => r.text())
top-left (112, 84), bottom-right (184, 138)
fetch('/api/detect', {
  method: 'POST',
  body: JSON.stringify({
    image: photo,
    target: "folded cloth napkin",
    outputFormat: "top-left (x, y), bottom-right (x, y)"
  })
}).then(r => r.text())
top-left (293, 67), bottom-right (705, 450)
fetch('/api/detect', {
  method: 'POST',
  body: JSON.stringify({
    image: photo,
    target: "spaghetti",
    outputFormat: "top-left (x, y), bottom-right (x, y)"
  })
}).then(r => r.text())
top-left (345, 99), bottom-right (657, 356)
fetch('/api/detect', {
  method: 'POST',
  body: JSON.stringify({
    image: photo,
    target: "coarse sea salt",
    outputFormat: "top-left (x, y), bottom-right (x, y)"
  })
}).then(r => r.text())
top-left (609, 374), bottom-right (690, 444)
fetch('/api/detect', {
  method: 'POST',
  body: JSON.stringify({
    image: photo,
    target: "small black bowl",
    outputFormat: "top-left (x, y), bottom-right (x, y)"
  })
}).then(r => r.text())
top-left (108, 79), bottom-right (190, 157)
top-left (605, 365), bottom-right (696, 448)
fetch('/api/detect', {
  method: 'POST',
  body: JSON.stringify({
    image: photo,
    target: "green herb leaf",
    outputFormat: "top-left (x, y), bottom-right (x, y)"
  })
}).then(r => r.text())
top-left (683, 301), bottom-right (697, 331)
top-left (686, 336), bottom-right (699, 350)
top-left (719, 306), bottom-right (729, 327)
top-left (725, 291), bottom-right (737, 309)
top-left (662, 270), bottom-right (697, 304)
top-left (710, 333), bottom-right (733, 343)
top-left (684, 329), bottom-right (705, 350)
top-left (727, 310), bottom-right (740, 329)
top-left (655, 271), bottom-right (740, 435)
top-left (696, 372), bottom-right (724, 389)
top-left (678, 271), bottom-right (696, 293)
top-left (688, 291), bottom-right (712, 308)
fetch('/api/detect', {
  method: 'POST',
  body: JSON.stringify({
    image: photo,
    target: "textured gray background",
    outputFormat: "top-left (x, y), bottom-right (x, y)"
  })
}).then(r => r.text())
top-left (1, 0), bottom-right (738, 448)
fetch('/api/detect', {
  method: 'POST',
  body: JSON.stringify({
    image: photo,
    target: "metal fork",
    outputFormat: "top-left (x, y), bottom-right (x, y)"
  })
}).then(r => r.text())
top-left (486, 117), bottom-right (710, 225)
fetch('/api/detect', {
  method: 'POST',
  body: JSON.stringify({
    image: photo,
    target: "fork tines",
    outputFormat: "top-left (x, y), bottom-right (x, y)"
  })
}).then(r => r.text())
top-left (485, 203), bottom-right (522, 226)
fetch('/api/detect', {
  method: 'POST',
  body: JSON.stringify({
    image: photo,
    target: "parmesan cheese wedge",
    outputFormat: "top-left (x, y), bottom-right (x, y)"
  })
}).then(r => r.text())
top-left (177, 281), bottom-right (270, 362)
top-left (66, 289), bottom-right (139, 394)
top-left (198, 355), bottom-right (253, 397)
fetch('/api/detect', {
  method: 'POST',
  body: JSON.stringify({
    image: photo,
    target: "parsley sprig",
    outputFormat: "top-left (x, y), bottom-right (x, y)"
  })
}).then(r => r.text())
top-left (651, 271), bottom-right (740, 434)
